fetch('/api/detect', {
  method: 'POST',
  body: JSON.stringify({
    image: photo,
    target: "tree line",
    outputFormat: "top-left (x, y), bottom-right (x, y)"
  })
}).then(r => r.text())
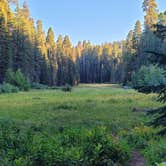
top-left (0, 0), bottom-right (165, 86)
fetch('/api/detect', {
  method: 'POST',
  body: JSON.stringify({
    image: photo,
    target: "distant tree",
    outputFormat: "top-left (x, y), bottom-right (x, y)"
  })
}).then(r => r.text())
top-left (133, 20), bottom-right (142, 50)
top-left (63, 35), bottom-right (72, 56)
top-left (122, 30), bottom-right (135, 83)
top-left (46, 27), bottom-right (57, 85)
top-left (143, 0), bottom-right (158, 31)
top-left (0, 0), bottom-right (13, 83)
top-left (36, 20), bottom-right (50, 84)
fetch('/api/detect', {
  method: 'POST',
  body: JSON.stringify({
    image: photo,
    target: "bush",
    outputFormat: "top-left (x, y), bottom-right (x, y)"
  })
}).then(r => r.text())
top-left (0, 83), bottom-right (19, 94)
top-left (143, 139), bottom-right (166, 166)
top-left (120, 126), bottom-right (155, 149)
top-left (131, 65), bottom-right (166, 92)
top-left (120, 126), bottom-right (166, 165)
top-left (6, 69), bottom-right (30, 91)
top-left (0, 121), bottom-right (130, 166)
top-left (31, 82), bottom-right (49, 89)
top-left (61, 84), bottom-right (72, 92)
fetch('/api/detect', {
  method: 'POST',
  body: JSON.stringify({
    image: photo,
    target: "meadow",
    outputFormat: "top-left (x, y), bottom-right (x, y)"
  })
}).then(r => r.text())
top-left (0, 84), bottom-right (165, 165)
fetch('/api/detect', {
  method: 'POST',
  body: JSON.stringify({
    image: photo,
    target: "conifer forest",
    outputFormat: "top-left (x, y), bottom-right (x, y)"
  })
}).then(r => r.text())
top-left (0, 0), bottom-right (165, 165)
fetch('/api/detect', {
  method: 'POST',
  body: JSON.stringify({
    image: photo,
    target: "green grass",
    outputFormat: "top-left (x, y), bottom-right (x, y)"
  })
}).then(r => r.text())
top-left (0, 84), bottom-right (161, 128)
top-left (0, 84), bottom-right (165, 165)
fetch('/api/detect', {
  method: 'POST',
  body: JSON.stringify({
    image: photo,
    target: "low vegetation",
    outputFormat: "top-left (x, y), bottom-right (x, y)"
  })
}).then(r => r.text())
top-left (131, 65), bottom-right (166, 93)
top-left (0, 83), bottom-right (19, 94)
top-left (0, 122), bottom-right (130, 166)
top-left (6, 69), bottom-right (30, 91)
top-left (61, 84), bottom-right (72, 92)
top-left (0, 85), bottom-right (165, 165)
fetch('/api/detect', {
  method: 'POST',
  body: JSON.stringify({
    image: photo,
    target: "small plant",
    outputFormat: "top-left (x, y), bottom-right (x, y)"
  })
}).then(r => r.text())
top-left (120, 126), bottom-right (155, 149)
top-left (143, 139), bottom-right (166, 166)
top-left (0, 83), bottom-right (19, 94)
top-left (6, 69), bottom-right (30, 91)
top-left (61, 84), bottom-right (72, 92)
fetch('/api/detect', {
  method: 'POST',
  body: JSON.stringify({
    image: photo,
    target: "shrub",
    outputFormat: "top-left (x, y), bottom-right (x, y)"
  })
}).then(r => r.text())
top-left (61, 84), bottom-right (72, 92)
top-left (120, 126), bottom-right (166, 165)
top-left (131, 65), bottom-right (166, 92)
top-left (120, 126), bottom-right (155, 149)
top-left (0, 83), bottom-right (19, 94)
top-left (143, 139), bottom-right (166, 166)
top-left (0, 121), bottom-right (130, 166)
top-left (6, 69), bottom-right (30, 91)
top-left (31, 82), bottom-right (49, 89)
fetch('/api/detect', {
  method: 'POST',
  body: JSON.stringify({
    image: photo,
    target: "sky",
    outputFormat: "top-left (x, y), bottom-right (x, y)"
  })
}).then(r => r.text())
top-left (18, 0), bottom-right (166, 45)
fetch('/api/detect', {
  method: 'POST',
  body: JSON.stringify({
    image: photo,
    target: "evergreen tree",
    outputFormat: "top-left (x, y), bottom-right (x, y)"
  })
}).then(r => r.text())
top-left (0, 0), bottom-right (164, 89)
top-left (143, 0), bottom-right (158, 31)
top-left (133, 20), bottom-right (142, 50)
top-left (63, 35), bottom-right (71, 56)
top-left (46, 27), bottom-right (57, 85)
top-left (36, 20), bottom-right (50, 84)
top-left (0, 0), bottom-right (13, 83)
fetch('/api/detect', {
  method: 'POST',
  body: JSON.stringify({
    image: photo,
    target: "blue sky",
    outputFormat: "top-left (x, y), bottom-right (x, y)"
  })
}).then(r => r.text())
top-left (18, 0), bottom-right (166, 45)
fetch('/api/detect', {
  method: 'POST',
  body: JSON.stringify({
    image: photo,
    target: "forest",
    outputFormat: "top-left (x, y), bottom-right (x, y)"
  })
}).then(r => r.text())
top-left (0, 0), bottom-right (166, 165)
top-left (0, 0), bottom-right (165, 86)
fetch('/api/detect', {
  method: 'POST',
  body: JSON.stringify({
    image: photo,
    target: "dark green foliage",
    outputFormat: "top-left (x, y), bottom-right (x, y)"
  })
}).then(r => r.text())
top-left (0, 120), bottom-right (130, 166)
top-left (147, 88), bottom-right (166, 136)
top-left (159, 87), bottom-right (166, 103)
top-left (135, 85), bottom-right (165, 94)
top-left (131, 65), bottom-right (166, 93)
top-left (6, 69), bottom-right (30, 91)
top-left (148, 106), bottom-right (166, 136)
top-left (61, 84), bottom-right (72, 92)
top-left (120, 126), bottom-right (155, 149)
top-left (120, 126), bottom-right (166, 165)
top-left (31, 82), bottom-right (49, 89)
top-left (145, 24), bottom-right (166, 136)
top-left (0, 83), bottom-right (19, 94)
top-left (143, 139), bottom-right (166, 165)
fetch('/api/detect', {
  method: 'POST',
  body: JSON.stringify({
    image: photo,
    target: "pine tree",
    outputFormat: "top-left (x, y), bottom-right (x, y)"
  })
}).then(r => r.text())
top-left (63, 35), bottom-right (71, 56)
top-left (133, 20), bottom-right (142, 50)
top-left (0, 0), bottom-right (13, 83)
top-left (143, 0), bottom-right (158, 31)
top-left (62, 35), bottom-right (76, 85)
top-left (35, 20), bottom-right (50, 84)
top-left (11, 2), bottom-right (32, 80)
top-left (122, 30), bottom-right (135, 83)
top-left (46, 27), bottom-right (57, 85)
top-left (56, 35), bottom-right (63, 85)
top-left (147, 25), bottom-right (166, 135)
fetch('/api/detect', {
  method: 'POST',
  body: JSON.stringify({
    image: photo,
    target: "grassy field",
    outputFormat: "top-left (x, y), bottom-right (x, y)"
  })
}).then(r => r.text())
top-left (0, 84), bottom-right (160, 128)
top-left (0, 84), bottom-right (165, 165)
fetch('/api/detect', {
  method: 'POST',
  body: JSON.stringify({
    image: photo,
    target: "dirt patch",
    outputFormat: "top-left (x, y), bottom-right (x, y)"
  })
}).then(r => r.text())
top-left (129, 151), bottom-right (146, 166)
